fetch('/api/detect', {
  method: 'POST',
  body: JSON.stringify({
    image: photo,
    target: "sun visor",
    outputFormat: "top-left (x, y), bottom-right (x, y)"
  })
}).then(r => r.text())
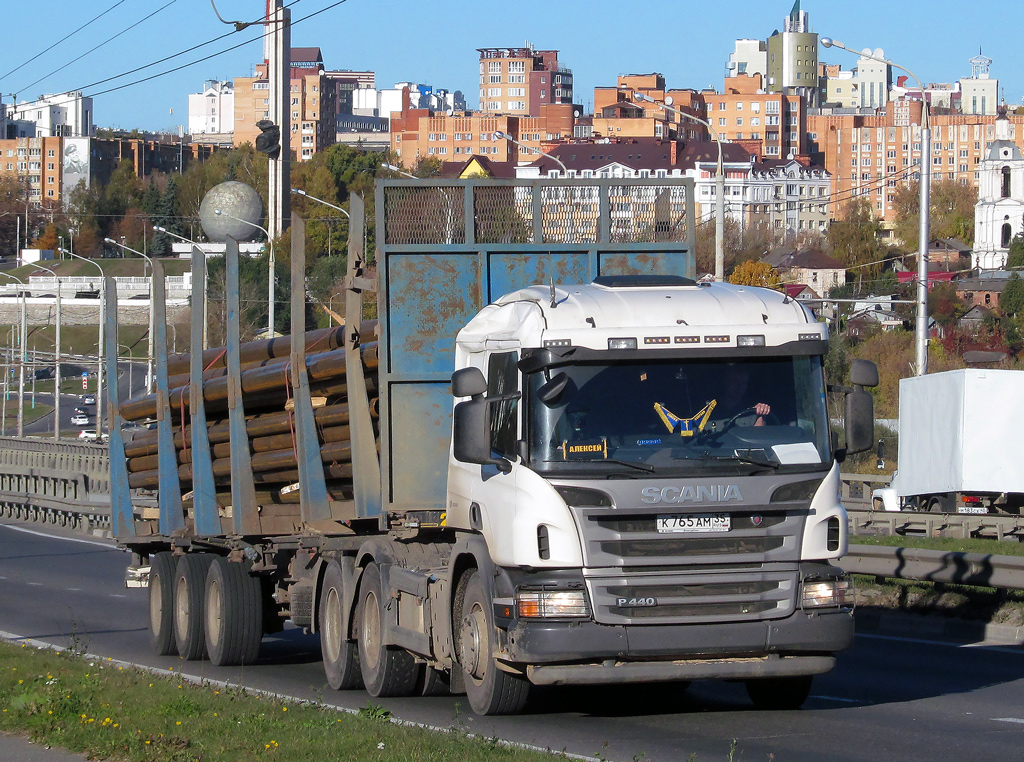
top-left (456, 301), bottom-right (546, 353)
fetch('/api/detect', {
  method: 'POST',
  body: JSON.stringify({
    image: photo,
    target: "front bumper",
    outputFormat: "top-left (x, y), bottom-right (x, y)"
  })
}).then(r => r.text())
top-left (503, 607), bottom-right (853, 686)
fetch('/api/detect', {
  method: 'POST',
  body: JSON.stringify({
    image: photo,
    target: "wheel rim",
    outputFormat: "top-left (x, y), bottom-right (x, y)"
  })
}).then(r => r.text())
top-left (150, 574), bottom-right (164, 633)
top-left (360, 589), bottom-right (381, 671)
top-left (207, 577), bottom-right (222, 646)
top-left (460, 601), bottom-right (487, 681)
top-left (174, 575), bottom-right (189, 640)
top-left (323, 587), bottom-right (342, 663)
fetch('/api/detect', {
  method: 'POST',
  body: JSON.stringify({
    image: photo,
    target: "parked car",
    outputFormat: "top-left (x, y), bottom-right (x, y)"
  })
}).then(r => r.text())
top-left (78, 429), bottom-right (99, 441)
top-left (70, 413), bottom-right (90, 426)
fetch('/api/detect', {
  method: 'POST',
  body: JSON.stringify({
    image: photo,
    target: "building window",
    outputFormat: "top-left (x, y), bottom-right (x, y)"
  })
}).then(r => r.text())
top-left (508, 61), bottom-right (525, 74)
top-left (489, 75), bottom-right (501, 84)
top-left (488, 61), bottom-right (500, 74)
top-left (1002, 223), bottom-right (1012, 247)
top-left (1002, 166), bottom-right (1011, 198)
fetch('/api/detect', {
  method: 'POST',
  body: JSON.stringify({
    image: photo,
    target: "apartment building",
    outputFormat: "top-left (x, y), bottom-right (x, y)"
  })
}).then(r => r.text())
top-left (234, 47), bottom-right (337, 161)
top-left (765, 1), bottom-right (820, 107)
top-left (2, 92), bottom-right (94, 139)
top-left (702, 74), bottom-right (806, 159)
top-left (807, 101), bottom-right (1024, 229)
top-left (389, 101), bottom-right (574, 167)
top-left (477, 46), bottom-right (573, 116)
top-left (593, 74), bottom-right (707, 142)
top-left (188, 80), bottom-right (234, 135)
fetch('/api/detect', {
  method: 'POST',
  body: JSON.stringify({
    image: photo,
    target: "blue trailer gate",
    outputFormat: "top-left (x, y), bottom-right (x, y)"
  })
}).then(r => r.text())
top-left (374, 177), bottom-right (697, 515)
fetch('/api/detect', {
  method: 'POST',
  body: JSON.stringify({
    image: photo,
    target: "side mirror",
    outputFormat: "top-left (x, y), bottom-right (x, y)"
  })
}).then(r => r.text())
top-left (536, 372), bottom-right (569, 405)
top-left (849, 358), bottom-right (878, 388)
top-left (452, 366), bottom-right (487, 398)
top-left (844, 388), bottom-right (874, 455)
top-left (453, 397), bottom-right (512, 473)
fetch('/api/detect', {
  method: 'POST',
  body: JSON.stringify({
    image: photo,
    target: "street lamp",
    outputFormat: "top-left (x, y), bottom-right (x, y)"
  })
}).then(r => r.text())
top-left (380, 162), bottom-right (418, 180)
top-left (821, 37), bottom-right (930, 375)
top-left (290, 188), bottom-right (350, 218)
top-left (33, 263), bottom-right (61, 441)
top-left (493, 130), bottom-right (570, 173)
top-left (633, 91), bottom-right (726, 281)
top-left (154, 226), bottom-right (209, 350)
top-left (59, 248), bottom-right (106, 437)
top-left (104, 237), bottom-right (155, 390)
top-left (0, 272), bottom-right (27, 437)
top-left (214, 209), bottom-right (276, 337)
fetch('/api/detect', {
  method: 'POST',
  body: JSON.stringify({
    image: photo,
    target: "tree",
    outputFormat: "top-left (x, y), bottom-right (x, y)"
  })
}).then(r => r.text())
top-left (1000, 272), bottom-right (1024, 317)
top-left (827, 197), bottom-right (883, 281)
top-left (892, 179), bottom-right (977, 248)
top-left (1007, 233), bottom-right (1024, 270)
top-left (32, 223), bottom-right (59, 251)
top-left (728, 260), bottom-right (780, 288)
top-left (929, 281), bottom-right (967, 328)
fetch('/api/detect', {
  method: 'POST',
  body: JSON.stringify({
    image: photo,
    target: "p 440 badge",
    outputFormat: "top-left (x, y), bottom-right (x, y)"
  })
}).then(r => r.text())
top-left (617, 596), bottom-right (657, 607)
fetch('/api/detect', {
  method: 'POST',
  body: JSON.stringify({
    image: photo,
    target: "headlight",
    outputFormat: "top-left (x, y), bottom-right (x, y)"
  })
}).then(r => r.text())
top-left (516, 589), bottom-right (591, 618)
top-left (801, 578), bottom-right (854, 609)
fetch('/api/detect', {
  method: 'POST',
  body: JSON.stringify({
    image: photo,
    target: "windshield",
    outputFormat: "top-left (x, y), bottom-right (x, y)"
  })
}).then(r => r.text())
top-left (527, 355), bottom-right (831, 477)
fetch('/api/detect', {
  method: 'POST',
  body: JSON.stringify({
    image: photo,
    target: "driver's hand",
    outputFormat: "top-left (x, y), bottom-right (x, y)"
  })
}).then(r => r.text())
top-left (754, 403), bottom-right (770, 417)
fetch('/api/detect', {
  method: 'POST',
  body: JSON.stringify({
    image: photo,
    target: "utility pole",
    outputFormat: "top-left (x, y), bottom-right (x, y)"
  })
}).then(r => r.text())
top-left (267, 0), bottom-right (291, 239)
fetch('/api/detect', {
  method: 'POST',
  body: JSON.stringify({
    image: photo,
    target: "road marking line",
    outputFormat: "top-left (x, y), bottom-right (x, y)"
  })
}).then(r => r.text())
top-left (811, 695), bottom-right (861, 703)
top-left (67, 587), bottom-right (80, 591)
top-left (856, 632), bottom-right (1024, 655)
top-left (993, 717), bottom-right (1024, 724)
top-left (109, 594), bottom-right (127, 598)
top-left (27, 582), bottom-right (42, 586)
top-left (0, 523), bottom-right (116, 550)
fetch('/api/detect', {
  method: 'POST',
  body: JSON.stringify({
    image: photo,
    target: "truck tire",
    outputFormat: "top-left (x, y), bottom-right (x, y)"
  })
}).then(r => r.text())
top-left (356, 562), bottom-right (419, 697)
top-left (745, 675), bottom-right (813, 710)
top-left (149, 552), bottom-right (178, 656)
top-left (174, 553), bottom-right (214, 660)
top-left (204, 557), bottom-right (263, 667)
top-left (319, 559), bottom-right (363, 690)
top-left (454, 569), bottom-right (529, 715)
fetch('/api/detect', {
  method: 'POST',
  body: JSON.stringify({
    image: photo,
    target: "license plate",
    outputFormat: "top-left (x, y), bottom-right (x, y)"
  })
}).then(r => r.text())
top-left (657, 513), bottom-right (731, 533)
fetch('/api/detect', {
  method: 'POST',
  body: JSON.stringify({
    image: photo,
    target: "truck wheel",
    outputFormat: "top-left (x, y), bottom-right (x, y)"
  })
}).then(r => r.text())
top-left (454, 569), bottom-right (529, 715)
top-left (356, 562), bottom-right (419, 697)
top-left (204, 557), bottom-right (263, 666)
top-left (174, 553), bottom-right (214, 660)
top-left (149, 552), bottom-right (178, 656)
top-left (319, 559), bottom-right (363, 690)
top-left (745, 675), bottom-right (813, 710)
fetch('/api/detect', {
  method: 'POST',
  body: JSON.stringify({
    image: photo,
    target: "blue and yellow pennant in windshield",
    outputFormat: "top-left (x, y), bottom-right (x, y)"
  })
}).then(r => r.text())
top-left (654, 399), bottom-right (717, 436)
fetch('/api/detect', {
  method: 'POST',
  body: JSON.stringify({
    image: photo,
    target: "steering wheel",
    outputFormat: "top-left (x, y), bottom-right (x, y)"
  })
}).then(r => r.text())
top-left (696, 407), bottom-right (779, 443)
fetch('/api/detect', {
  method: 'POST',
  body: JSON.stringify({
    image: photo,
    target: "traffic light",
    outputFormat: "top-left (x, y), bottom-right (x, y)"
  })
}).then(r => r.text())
top-left (255, 119), bottom-right (281, 159)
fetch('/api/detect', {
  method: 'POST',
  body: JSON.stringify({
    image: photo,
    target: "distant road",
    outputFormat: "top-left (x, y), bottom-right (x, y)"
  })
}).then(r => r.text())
top-left (3, 522), bottom-right (1024, 762)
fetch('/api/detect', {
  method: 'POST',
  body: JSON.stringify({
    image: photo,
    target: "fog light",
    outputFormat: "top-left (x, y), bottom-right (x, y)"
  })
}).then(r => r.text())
top-left (516, 589), bottom-right (591, 618)
top-left (801, 578), bottom-right (853, 608)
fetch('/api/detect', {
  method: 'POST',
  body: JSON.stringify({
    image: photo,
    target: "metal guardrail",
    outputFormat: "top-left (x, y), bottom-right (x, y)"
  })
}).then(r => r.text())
top-left (845, 544), bottom-right (1024, 590)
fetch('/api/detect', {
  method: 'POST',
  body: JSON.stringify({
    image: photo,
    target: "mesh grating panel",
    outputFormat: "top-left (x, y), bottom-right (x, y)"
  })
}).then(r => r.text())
top-left (384, 186), bottom-right (466, 244)
top-left (474, 185), bottom-right (534, 244)
top-left (608, 185), bottom-right (690, 243)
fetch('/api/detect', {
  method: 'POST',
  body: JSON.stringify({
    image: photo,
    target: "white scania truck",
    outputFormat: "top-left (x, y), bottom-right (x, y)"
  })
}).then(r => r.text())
top-left (111, 178), bottom-right (876, 716)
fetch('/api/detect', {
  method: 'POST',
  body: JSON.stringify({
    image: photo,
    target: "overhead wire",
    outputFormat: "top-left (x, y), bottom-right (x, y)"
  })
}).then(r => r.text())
top-left (0, 0), bottom-right (127, 86)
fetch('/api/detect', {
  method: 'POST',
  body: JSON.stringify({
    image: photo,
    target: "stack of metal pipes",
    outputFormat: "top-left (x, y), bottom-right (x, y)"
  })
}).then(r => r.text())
top-left (120, 323), bottom-right (378, 508)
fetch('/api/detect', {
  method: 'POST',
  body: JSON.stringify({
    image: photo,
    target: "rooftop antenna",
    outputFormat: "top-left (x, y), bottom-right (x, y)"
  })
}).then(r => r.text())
top-left (549, 277), bottom-right (557, 308)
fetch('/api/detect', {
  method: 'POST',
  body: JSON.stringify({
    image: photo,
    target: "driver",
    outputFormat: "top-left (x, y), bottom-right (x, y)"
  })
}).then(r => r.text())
top-left (717, 363), bottom-right (771, 427)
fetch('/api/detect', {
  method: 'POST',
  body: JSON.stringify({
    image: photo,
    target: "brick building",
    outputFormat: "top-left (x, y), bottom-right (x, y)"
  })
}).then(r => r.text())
top-left (477, 46), bottom-right (573, 116)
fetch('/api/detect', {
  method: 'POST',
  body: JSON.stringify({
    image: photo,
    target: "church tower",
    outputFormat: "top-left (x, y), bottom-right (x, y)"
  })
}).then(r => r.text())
top-left (973, 105), bottom-right (1024, 270)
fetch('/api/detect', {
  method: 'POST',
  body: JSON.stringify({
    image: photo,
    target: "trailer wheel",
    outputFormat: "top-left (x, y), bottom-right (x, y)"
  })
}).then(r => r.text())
top-left (174, 553), bottom-right (214, 660)
top-left (319, 559), bottom-right (363, 690)
top-left (454, 569), bottom-right (529, 715)
top-left (745, 675), bottom-right (813, 710)
top-left (148, 552), bottom-right (178, 656)
top-left (356, 562), bottom-right (418, 697)
top-left (204, 557), bottom-right (263, 666)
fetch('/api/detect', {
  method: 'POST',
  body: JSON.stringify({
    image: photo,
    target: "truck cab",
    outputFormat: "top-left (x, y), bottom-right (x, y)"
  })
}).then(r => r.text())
top-left (446, 275), bottom-right (867, 711)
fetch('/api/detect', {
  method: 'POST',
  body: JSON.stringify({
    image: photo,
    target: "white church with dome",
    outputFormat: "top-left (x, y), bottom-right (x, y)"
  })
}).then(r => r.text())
top-left (973, 105), bottom-right (1024, 270)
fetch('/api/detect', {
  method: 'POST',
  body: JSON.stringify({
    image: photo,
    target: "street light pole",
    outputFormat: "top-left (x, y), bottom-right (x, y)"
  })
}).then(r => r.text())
top-left (633, 91), bottom-right (725, 281)
top-left (821, 38), bottom-right (930, 375)
top-left (380, 162), bottom-right (418, 180)
top-left (214, 209), bottom-right (276, 336)
top-left (34, 264), bottom-right (61, 440)
top-left (154, 226), bottom-right (209, 350)
top-left (0, 273), bottom-right (27, 437)
top-left (290, 188), bottom-right (350, 218)
top-left (492, 131), bottom-right (570, 173)
top-left (104, 238), bottom-right (155, 389)
top-left (60, 248), bottom-right (105, 438)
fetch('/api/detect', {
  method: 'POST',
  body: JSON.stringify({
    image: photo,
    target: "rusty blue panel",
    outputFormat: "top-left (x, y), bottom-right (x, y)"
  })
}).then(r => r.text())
top-left (104, 278), bottom-right (135, 538)
top-left (486, 251), bottom-right (595, 302)
top-left (188, 247), bottom-right (219, 536)
top-left (384, 253), bottom-right (481, 376)
top-left (598, 250), bottom-right (691, 278)
top-left (387, 383), bottom-right (452, 509)
top-left (151, 260), bottom-right (185, 537)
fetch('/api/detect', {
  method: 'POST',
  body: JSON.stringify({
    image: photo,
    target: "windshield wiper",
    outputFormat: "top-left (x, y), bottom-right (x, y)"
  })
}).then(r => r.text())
top-left (540, 459), bottom-right (655, 474)
top-left (699, 453), bottom-right (780, 470)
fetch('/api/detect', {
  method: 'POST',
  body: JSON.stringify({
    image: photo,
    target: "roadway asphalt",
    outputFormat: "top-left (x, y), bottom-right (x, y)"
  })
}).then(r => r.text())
top-left (2, 521), bottom-right (1024, 762)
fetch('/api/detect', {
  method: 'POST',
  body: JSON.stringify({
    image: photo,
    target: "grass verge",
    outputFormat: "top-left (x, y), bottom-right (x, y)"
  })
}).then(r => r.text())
top-left (0, 641), bottom-right (566, 762)
top-left (852, 533), bottom-right (1024, 558)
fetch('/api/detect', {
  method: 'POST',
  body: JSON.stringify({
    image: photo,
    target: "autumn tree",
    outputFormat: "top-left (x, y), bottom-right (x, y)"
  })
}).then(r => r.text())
top-left (892, 178), bottom-right (977, 247)
top-left (1000, 272), bottom-right (1024, 317)
top-left (827, 197), bottom-right (883, 281)
top-left (32, 223), bottom-right (59, 251)
top-left (728, 259), bottom-right (780, 288)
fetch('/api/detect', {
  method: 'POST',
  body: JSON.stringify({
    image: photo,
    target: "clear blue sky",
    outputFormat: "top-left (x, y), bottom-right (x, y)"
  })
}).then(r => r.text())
top-left (0, 0), bottom-right (1019, 133)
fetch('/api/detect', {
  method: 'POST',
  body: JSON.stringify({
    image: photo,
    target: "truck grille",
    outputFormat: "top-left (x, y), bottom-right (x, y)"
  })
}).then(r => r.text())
top-left (585, 569), bottom-right (796, 625)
